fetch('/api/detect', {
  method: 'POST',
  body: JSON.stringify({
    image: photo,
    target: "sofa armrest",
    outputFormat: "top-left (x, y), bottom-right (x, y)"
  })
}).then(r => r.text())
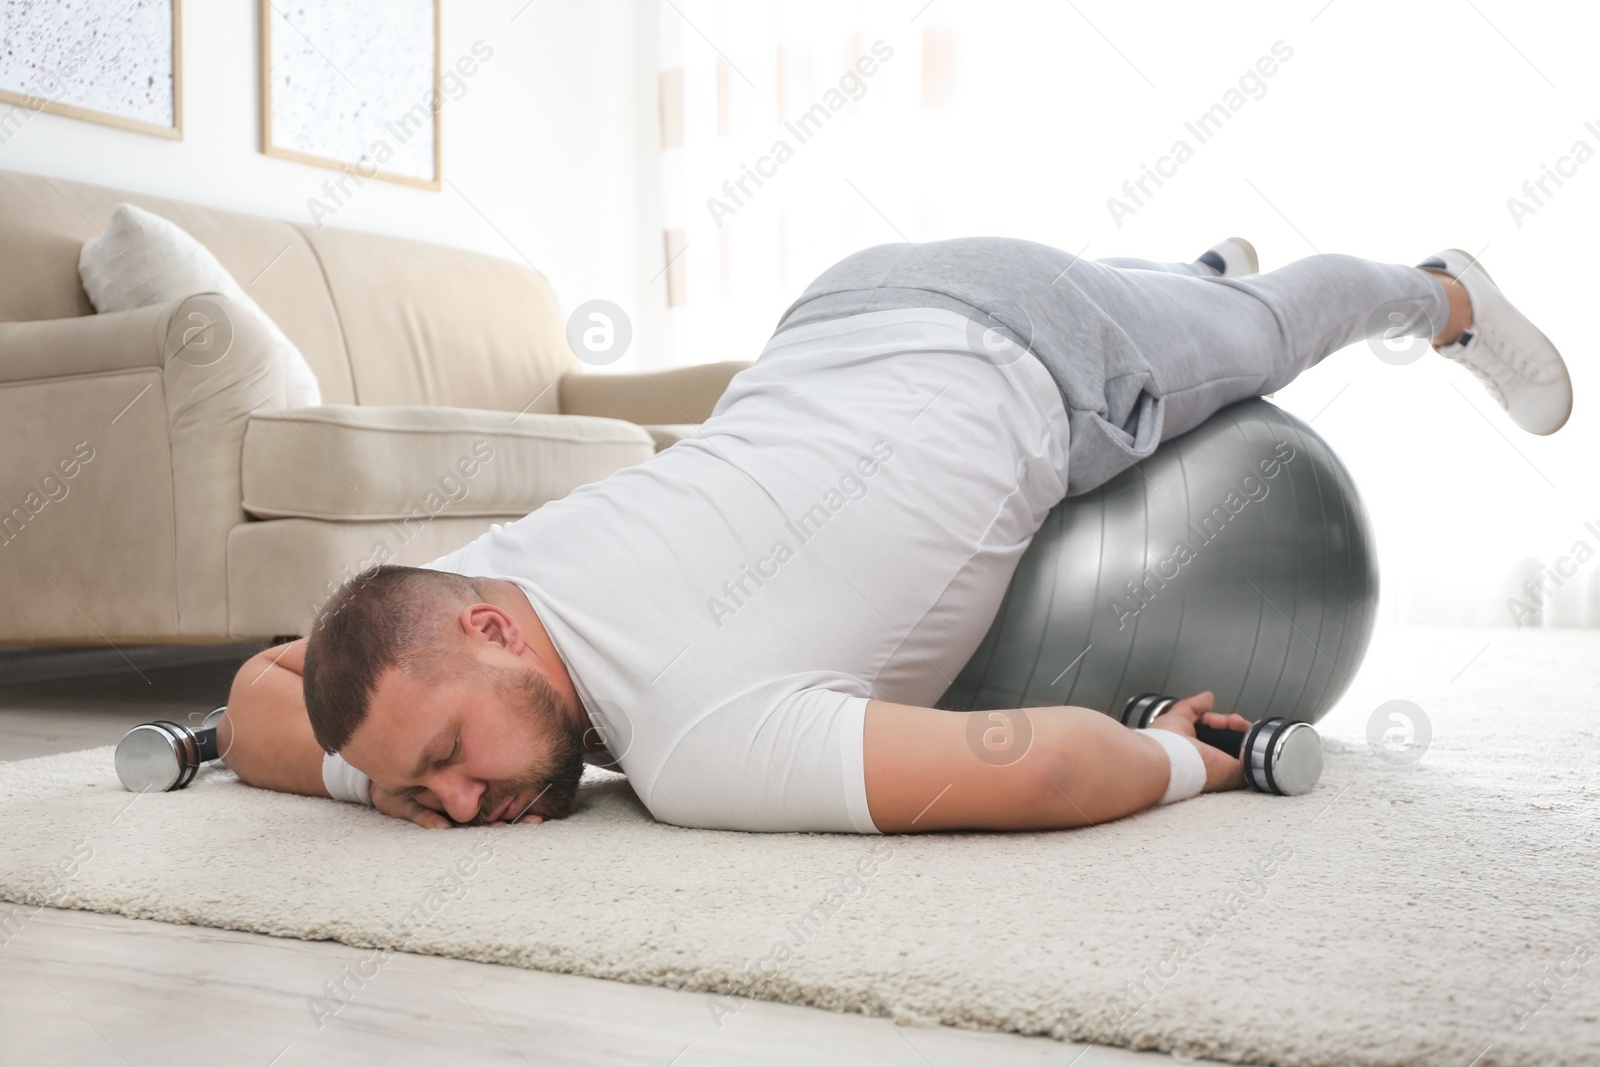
top-left (0, 294), bottom-right (284, 390)
top-left (0, 300), bottom-right (180, 384)
top-left (0, 294), bottom-right (286, 640)
top-left (558, 360), bottom-right (751, 425)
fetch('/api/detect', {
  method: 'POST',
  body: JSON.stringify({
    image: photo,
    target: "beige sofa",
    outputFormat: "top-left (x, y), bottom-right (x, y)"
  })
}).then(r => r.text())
top-left (0, 169), bottom-right (748, 644)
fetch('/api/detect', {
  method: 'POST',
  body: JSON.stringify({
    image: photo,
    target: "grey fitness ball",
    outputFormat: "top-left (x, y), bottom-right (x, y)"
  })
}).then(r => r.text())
top-left (939, 399), bottom-right (1378, 725)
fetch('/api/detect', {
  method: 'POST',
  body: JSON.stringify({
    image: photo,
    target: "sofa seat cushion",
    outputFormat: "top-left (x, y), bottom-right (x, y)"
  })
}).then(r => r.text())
top-left (642, 424), bottom-right (699, 452)
top-left (241, 405), bottom-right (654, 521)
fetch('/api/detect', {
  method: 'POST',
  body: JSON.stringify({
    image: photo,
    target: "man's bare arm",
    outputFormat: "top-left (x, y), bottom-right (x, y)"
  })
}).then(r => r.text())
top-left (220, 639), bottom-right (329, 797)
top-left (863, 696), bottom-right (1245, 833)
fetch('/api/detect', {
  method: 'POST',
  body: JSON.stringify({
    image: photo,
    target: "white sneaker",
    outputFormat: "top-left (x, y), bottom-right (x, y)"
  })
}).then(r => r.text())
top-left (1197, 237), bottom-right (1259, 277)
top-left (1420, 249), bottom-right (1572, 435)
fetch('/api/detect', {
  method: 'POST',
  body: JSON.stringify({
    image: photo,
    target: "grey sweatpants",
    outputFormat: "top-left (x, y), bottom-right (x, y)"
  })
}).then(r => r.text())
top-left (775, 238), bottom-right (1450, 496)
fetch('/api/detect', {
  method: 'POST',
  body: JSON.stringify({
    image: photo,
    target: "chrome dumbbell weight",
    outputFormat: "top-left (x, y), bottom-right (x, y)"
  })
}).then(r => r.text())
top-left (1121, 693), bottom-right (1323, 796)
top-left (114, 706), bottom-right (228, 793)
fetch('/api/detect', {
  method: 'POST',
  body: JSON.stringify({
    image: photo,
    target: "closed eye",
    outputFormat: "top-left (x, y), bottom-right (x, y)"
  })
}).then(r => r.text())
top-left (407, 734), bottom-right (461, 797)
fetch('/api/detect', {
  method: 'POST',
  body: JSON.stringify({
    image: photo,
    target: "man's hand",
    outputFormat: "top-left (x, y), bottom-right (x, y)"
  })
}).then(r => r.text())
top-left (370, 783), bottom-right (546, 829)
top-left (1146, 690), bottom-right (1249, 792)
top-left (370, 784), bottom-right (455, 829)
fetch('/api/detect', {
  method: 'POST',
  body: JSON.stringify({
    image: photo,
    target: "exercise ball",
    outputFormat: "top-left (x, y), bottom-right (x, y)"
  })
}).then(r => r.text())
top-left (938, 399), bottom-right (1378, 725)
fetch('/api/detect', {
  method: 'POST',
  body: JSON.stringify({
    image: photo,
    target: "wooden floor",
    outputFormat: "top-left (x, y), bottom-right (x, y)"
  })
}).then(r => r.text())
top-left (0, 650), bottom-right (1223, 1066)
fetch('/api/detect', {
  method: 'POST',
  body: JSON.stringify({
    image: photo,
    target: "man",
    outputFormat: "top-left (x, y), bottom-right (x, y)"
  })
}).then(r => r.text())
top-left (222, 238), bottom-right (1571, 834)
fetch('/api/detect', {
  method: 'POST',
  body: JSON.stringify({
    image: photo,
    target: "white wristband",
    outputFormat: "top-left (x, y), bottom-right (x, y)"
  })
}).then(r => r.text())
top-left (1139, 728), bottom-right (1207, 805)
top-left (321, 751), bottom-right (374, 806)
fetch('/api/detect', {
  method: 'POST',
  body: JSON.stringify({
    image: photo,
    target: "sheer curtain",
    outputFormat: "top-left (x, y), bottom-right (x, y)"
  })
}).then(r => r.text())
top-left (648, 0), bottom-right (1598, 628)
top-left (652, 1), bottom-right (939, 365)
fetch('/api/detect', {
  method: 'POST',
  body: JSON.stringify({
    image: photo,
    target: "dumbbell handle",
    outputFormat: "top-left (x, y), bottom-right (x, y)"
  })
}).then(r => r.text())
top-left (193, 723), bottom-right (222, 763)
top-left (1123, 694), bottom-right (1246, 753)
top-left (1193, 720), bottom-right (1246, 758)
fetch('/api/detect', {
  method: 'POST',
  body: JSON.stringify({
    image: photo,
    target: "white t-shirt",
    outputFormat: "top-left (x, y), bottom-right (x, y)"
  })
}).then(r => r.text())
top-left (424, 308), bottom-right (1071, 832)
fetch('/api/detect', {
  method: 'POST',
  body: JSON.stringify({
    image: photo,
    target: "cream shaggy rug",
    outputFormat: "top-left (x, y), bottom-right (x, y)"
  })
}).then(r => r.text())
top-left (3, 625), bottom-right (1598, 1067)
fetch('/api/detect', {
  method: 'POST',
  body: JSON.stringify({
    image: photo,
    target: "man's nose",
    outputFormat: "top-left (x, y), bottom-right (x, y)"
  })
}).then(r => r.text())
top-left (428, 771), bottom-right (485, 824)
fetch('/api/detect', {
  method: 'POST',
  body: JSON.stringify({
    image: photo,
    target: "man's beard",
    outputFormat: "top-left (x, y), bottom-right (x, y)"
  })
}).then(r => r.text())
top-left (475, 663), bottom-right (587, 824)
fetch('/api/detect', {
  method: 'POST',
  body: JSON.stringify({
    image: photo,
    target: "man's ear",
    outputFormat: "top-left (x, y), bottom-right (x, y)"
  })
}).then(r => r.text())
top-left (461, 602), bottom-right (526, 654)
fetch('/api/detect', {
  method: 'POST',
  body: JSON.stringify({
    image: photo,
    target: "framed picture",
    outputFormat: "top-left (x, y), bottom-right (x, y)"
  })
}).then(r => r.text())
top-left (0, 0), bottom-right (183, 140)
top-left (259, 0), bottom-right (441, 190)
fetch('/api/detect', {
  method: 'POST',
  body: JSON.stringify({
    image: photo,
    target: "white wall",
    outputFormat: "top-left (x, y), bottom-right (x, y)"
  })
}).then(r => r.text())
top-left (0, 0), bottom-right (653, 359)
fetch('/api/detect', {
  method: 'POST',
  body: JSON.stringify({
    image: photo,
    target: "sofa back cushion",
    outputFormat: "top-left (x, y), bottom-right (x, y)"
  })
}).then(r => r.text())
top-left (0, 169), bottom-right (356, 404)
top-left (299, 225), bottom-right (574, 415)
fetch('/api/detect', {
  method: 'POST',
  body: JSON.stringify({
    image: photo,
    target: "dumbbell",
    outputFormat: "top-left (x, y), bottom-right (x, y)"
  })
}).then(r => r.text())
top-left (114, 706), bottom-right (228, 793)
top-left (1120, 693), bottom-right (1323, 796)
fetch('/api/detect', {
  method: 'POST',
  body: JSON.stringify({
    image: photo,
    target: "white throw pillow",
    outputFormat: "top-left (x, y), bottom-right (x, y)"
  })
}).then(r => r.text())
top-left (78, 203), bottom-right (322, 408)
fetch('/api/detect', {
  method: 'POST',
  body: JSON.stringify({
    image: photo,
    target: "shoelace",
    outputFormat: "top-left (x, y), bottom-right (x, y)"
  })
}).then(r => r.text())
top-left (1442, 318), bottom-right (1556, 387)
top-left (1441, 339), bottom-right (1508, 405)
top-left (1483, 320), bottom-right (1544, 378)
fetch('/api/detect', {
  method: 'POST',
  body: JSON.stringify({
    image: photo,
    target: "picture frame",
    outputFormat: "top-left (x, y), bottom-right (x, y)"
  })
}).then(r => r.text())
top-left (258, 0), bottom-right (442, 190)
top-left (0, 0), bottom-right (183, 141)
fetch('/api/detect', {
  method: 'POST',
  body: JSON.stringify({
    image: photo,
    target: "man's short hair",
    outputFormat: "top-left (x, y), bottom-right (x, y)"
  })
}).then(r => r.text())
top-left (302, 565), bottom-right (487, 752)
